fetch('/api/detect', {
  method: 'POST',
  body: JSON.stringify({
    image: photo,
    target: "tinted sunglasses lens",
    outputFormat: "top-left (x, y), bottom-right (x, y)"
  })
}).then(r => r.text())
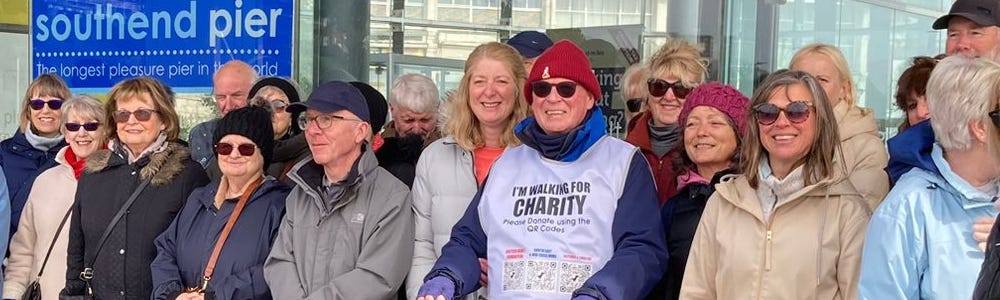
top-left (65, 123), bottom-right (81, 131)
top-left (755, 104), bottom-right (780, 125)
top-left (554, 82), bottom-right (577, 98)
top-left (214, 143), bottom-right (234, 156)
top-left (673, 85), bottom-right (692, 98)
top-left (133, 109), bottom-right (153, 121)
top-left (531, 81), bottom-right (552, 98)
top-left (113, 111), bottom-right (131, 123)
top-left (237, 144), bottom-right (256, 156)
top-left (647, 80), bottom-right (667, 97)
top-left (29, 100), bottom-right (45, 110)
top-left (48, 99), bottom-right (63, 110)
top-left (626, 99), bottom-right (642, 113)
top-left (992, 110), bottom-right (1000, 128)
top-left (83, 122), bottom-right (100, 131)
top-left (786, 102), bottom-right (811, 123)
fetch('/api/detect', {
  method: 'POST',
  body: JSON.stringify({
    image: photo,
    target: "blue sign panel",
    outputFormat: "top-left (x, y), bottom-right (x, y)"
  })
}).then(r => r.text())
top-left (31, 0), bottom-right (294, 90)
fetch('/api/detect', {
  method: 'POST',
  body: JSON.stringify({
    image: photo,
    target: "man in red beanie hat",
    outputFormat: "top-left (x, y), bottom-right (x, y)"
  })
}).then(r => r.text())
top-left (416, 40), bottom-right (666, 300)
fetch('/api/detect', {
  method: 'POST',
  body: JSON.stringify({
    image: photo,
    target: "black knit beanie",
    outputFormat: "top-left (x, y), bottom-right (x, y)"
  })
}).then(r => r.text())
top-left (350, 81), bottom-right (389, 132)
top-left (213, 106), bottom-right (275, 166)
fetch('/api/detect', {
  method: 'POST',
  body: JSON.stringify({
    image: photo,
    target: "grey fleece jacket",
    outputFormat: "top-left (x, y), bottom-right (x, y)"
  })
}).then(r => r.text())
top-left (263, 147), bottom-right (414, 299)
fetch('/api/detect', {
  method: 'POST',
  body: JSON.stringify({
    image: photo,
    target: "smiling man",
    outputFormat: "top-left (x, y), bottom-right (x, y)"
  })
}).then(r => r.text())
top-left (263, 81), bottom-right (414, 299)
top-left (189, 60), bottom-right (259, 167)
top-left (416, 40), bottom-right (666, 300)
top-left (933, 0), bottom-right (1000, 59)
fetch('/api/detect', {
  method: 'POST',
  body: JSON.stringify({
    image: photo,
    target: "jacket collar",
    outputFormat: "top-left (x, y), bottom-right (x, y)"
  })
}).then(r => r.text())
top-left (625, 112), bottom-right (654, 153)
top-left (716, 170), bottom-right (860, 224)
top-left (196, 177), bottom-right (284, 210)
top-left (83, 141), bottom-right (191, 186)
top-left (930, 143), bottom-right (997, 210)
top-left (514, 107), bottom-right (607, 162)
top-left (288, 144), bottom-right (379, 208)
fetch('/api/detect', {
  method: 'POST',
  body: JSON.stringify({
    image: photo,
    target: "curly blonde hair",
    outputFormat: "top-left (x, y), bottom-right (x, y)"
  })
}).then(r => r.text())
top-left (648, 39), bottom-right (708, 86)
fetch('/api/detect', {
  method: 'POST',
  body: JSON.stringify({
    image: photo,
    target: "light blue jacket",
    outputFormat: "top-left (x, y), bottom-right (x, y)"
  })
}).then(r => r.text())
top-left (0, 167), bottom-right (11, 295)
top-left (859, 143), bottom-right (998, 300)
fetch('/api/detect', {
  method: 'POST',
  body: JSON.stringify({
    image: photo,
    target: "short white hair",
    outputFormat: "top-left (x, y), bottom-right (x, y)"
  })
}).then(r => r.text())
top-left (928, 55), bottom-right (1000, 150)
top-left (389, 73), bottom-right (440, 113)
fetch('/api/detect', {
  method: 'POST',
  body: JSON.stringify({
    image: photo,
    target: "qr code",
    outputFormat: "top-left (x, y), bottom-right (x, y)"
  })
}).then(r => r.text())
top-left (559, 261), bottom-right (592, 293)
top-left (525, 260), bottom-right (558, 292)
top-left (502, 260), bottom-right (525, 291)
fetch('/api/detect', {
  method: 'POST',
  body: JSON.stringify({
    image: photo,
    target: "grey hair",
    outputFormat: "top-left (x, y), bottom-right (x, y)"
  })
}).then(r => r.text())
top-left (61, 95), bottom-right (105, 127)
top-left (927, 55), bottom-right (1000, 151)
top-left (389, 73), bottom-right (440, 113)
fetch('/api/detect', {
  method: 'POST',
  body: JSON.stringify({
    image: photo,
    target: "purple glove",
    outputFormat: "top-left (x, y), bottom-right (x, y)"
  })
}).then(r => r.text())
top-left (417, 276), bottom-right (456, 300)
top-left (572, 295), bottom-right (599, 300)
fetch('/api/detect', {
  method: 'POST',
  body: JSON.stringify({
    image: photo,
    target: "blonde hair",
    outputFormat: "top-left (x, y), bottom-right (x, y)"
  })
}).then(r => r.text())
top-left (105, 77), bottom-right (181, 141)
top-left (742, 70), bottom-right (843, 188)
top-left (20, 73), bottom-right (71, 133)
top-left (789, 43), bottom-right (857, 107)
top-left (620, 63), bottom-right (650, 100)
top-left (446, 42), bottom-right (530, 151)
top-left (648, 39), bottom-right (708, 86)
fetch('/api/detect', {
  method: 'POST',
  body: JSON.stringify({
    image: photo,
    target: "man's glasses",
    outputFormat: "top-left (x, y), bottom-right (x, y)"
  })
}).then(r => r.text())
top-left (65, 122), bottom-right (100, 132)
top-left (112, 108), bottom-right (158, 123)
top-left (214, 142), bottom-right (256, 156)
top-left (531, 81), bottom-right (578, 98)
top-left (626, 98), bottom-right (644, 113)
top-left (647, 79), bottom-right (693, 99)
top-left (754, 101), bottom-right (814, 125)
top-left (29, 99), bottom-right (63, 111)
top-left (298, 114), bottom-right (361, 129)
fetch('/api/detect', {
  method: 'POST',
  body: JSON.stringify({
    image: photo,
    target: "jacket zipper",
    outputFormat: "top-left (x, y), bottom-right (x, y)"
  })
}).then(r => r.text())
top-left (756, 190), bottom-right (778, 300)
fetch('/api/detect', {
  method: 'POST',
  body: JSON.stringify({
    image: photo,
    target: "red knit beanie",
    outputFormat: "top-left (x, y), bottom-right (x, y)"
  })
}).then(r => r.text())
top-left (677, 82), bottom-right (750, 136)
top-left (524, 40), bottom-right (602, 104)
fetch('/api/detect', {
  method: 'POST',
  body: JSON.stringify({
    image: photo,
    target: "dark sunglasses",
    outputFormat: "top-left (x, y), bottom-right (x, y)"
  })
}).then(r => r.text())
top-left (29, 99), bottom-right (63, 110)
top-left (991, 109), bottom-right (1000, 129)
top-left (214, 142), bottom-right (256, 156)
top-left (531, 81), bottom-right (578, 98)
top-left (626, 98), bottom-right (644, 113)
top-left (64, 122), bottom-right (100, 132)
top-left (755, 101), bottom-right (814, 125)
top-left (112, 108), bottom-right (158, 123)
top-left (647, 79), bottom-right (693, 99)
top-left (270, 100), bottom-right (289, 112)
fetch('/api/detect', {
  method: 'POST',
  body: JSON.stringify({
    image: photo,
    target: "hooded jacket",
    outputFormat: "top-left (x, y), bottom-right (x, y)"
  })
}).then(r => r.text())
top-left (680, 171), bottom-right (870, 300)
top-left (263, 147), bottom-right (414, 300)
top-left (624, 112), bottom-right (679, 205)
top-left (150, 178), bottom-right (290, 300)
top-left (407, 136), bottom-right (489, 300)
top-left (0, 130), bottom-right (66, 237)
top-left (886, 120), bottom-right (937, 185)
top-left (3, 146), bottom-right (76, 300)
top-left (62, 142), bottom-right (209, 300)
top-left (859, 143), bottom-right (998, 300)
top-left (834, 103), bottom-right (889, 211)
top-left (424, 109), bottom-right (667, 300)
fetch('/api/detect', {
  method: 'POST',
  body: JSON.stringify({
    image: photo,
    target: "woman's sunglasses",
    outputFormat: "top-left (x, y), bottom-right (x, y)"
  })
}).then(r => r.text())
top-left (531, 81), bottom-right (578, 98)
top-left (29, 99), bottom-right (63, 110)
top-left (214, 142), bottom-right (256, 156)
top-left (990, 109), bottom-right (1000, 129)
top-left (754, 101), bottom-right (814, 125)
top-left (65, 122), bottom-right (100, 132)
top-left (112, 108), bottom-right (157, 123)
top-left (626, 98), bottom-right (644, 113)
top-left (647, 79), bottom-right (693, 98)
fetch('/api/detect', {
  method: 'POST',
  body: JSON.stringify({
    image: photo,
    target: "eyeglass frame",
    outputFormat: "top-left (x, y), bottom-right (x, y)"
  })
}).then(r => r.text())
top-left (298, 113), bottom-right (363, 130)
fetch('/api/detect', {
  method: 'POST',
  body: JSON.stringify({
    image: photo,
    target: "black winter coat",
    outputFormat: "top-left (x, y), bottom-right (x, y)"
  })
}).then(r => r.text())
top-left (974, 215), bottom-right (1000, 300)
top-left (62, 142), bottom-right (209, 300)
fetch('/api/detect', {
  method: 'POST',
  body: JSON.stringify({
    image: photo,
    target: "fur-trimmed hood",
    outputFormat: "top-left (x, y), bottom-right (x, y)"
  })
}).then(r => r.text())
top-left (84, 142), bottom-right (192, 186)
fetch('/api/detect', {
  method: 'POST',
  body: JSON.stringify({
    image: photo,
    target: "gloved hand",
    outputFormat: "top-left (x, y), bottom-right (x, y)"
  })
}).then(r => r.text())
top-left (571, 295), bottom-right (599, 300)
top-left (417, 276), bottom-right (456, 300)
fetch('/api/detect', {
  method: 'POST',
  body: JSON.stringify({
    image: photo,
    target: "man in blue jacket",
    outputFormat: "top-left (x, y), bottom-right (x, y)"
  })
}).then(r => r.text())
top-left (416, 40), bottom-right (667, 300)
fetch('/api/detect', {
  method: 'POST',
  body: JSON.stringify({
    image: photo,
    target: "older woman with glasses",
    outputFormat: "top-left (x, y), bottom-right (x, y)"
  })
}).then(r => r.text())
top-left (152, 106), bottom-right (289, 300)
top-left (3, 96), bottom-right (105, 300)
top-left (0, 74), bottom-right (70, 239)
top-left (681, 70), bottom-right (869, 299)
top-left (861, 56), bottom-right (1000, 300)
top-left (621, 63), bottom-right (650, 122)
top-left (625, 39), bottom-right (707, 205)
top-left (61, 77), bottom-right (209, 300)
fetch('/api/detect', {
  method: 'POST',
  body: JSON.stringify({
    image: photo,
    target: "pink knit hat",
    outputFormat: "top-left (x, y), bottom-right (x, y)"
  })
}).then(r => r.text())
top-left (677, 82), bottom-right (750, 136)
top-left (525, 40), bottom-right (602, 104)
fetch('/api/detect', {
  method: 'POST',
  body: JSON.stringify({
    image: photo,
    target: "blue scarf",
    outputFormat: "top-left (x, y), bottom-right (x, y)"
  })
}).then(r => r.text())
top-left (514, 107), bottom-right (607, 162)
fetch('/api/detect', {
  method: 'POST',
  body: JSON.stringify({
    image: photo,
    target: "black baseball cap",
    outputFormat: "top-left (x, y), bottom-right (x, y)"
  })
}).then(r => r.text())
top-left (287, 81), bottom-right (371, 123)
top-left (932, 0), bottom-right (1000, 29)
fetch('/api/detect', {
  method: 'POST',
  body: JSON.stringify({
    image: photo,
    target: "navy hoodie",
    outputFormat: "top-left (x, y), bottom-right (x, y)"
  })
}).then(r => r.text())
top-left (886, 120), bottom-right (940, 185)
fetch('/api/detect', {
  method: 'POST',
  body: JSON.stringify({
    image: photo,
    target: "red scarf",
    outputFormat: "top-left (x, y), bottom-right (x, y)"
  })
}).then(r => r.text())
top-left (64, 147), bottom-right (87, 180)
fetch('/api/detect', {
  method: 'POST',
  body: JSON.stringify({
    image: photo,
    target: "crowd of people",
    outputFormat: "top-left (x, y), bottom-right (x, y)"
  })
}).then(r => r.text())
top-left (4, 0), bottom-right (1000, 299)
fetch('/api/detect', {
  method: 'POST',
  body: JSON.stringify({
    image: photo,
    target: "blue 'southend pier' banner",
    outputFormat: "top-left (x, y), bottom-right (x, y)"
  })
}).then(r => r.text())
top-left (31, 0), bottom-right (294, 90)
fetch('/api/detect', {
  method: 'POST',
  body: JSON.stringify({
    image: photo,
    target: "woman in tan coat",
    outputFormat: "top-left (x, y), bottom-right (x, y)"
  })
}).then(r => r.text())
top-left (790, 43), bottom-right (889, 211)
top-left (680, 70), bottom-right (870, 300)
top-left (3, 96), bottom-right (106, 300)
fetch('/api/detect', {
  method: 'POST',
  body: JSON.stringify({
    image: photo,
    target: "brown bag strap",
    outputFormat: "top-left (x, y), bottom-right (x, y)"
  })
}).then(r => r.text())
top-left (199, 176), bottom-right (264, 290)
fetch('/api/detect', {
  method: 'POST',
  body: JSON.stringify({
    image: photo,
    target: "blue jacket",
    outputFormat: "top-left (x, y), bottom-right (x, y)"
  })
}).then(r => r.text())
top-left (425, 108), bottom-right (667, 300)
top-left (0, 131), bottom-right (64, 238)
top-left (859, 143), bottom-right (998, 300)
top-left (150, 178), bottom-right (289, 300)
top-left (0, 167), bottom-right (11, 295)
top-left (886, 120), bottom-right (937, 186)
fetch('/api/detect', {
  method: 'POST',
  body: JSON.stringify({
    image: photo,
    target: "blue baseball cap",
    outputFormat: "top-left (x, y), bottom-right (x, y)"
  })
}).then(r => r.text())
top-left (288, 81), bottom-right (371, 123)
top-left (507, 31), bottom-right (554, 58)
